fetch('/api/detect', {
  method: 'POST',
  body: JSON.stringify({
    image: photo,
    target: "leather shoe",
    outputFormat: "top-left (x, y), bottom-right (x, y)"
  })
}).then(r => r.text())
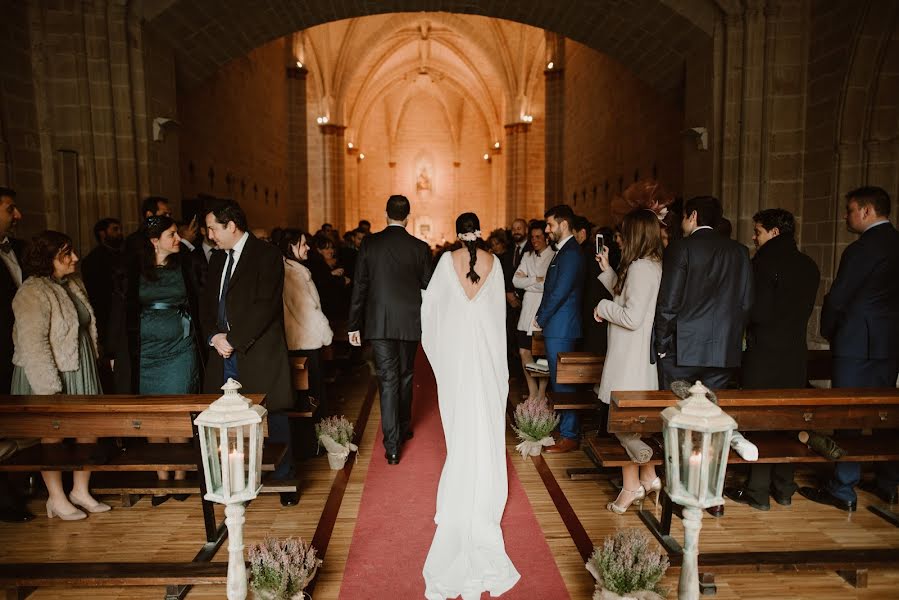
top-left (385, 452), bottom-right (400, 465)
top-left (0, 507), bottom-right (35, 523)
top-left (859, 481), bottom-right (898, 504)
top-left (724, 487), bottom-right (770, 511)
top-left (545, 437), bottom-right (578, 453)
top-left (280, 492), bottom-right (298, 507)
top-left (798, 486), bottom-right (856, 512)
top-left (404, 430), bottom-right (414, 441)
top-left (772, 493), bottom-right (792, 506)
top-left (706, 505), bottom-right (724, 518)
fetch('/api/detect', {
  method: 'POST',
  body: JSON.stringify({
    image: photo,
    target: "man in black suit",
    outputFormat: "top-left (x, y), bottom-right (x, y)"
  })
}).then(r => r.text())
top-left (82, 218), bottom-right (124, 388)
top-left (201, 200), bottom-right (296, 505)
top-left (573, 216), bottom-right (608, 356)
top-left (725, 209), bottom-right (819, 511)
top-left (0, 186), bottom-right (34, 522)
top-left (801, 186), bottom-right (899, 511)
top-left (654, 196), bottom-right (753, 390)
top-left (348, 195), bottom-right (433, 464)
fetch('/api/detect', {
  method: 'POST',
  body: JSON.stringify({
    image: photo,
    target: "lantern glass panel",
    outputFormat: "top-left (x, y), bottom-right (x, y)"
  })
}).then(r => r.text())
top-left (202, 425), bottom-right (223, 496)
top-left (706, 430), bottom-right (728, 496)
top-left (226, 425), bottom-right (252, 494)
top-left (677, 428), bottom-right (704, 498)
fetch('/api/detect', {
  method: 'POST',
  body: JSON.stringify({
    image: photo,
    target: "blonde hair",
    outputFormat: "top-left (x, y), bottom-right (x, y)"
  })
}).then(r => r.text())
top-left (614, 209), bottom-right (664, 297)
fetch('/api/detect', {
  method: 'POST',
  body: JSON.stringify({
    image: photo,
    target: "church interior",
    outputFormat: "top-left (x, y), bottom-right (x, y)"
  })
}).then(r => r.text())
top-left (1, 0), bottom-right (899, 598)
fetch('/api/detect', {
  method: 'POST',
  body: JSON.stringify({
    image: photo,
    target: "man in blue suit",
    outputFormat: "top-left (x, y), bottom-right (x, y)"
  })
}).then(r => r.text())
top-left (800, 186), bottom-right (899, 511)
top-left (535, 204), bottom-right (585, 453)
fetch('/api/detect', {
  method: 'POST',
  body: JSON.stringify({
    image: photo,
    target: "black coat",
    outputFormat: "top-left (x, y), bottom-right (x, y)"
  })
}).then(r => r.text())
top-left (80, 243), bottom-right (123, 351)
top-left (654, 228), bottom-right (754, 368)
top-left (580, 239), bottom-right (609, 355)
top-left (0, 238), bottom-right (25, 394)
top-left (742, 234), bottom-right (820, 388)
top-left (821, 222), bottom-right (899, 359)
top-left (347, 226), bottom-right (433, 341)
top-left (200, 234), bottom-right (292, 411)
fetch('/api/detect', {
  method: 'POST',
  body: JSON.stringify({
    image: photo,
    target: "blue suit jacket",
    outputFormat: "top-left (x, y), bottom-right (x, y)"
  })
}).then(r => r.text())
top-left (535, 237), bottom-right (584, 339)
top-left (821, 222), bottom-right (899, 360)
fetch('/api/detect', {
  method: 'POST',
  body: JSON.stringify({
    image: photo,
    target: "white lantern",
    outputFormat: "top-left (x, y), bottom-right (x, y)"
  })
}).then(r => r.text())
top-left (661, 381), bottom-right (737, 600)
top-left (194, 379), bottom-right (267, 600)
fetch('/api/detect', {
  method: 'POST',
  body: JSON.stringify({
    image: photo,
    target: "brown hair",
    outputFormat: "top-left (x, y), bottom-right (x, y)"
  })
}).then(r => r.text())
top-left (22, 230), bottom-right (74, 279)
top-left (614, 209), bottom-right (663, 296)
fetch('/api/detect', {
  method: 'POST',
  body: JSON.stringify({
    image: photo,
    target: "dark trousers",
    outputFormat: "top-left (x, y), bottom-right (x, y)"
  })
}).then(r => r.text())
top-left (745, 464), bottom-right (797, 504)
top-left (828, 356), bottom-right (899, 503)
top-left (371, 339), bottom-right (417, 454)
top-left (545, 336), bottom-right (579, 439)
top-left (657, 356), bottom-right (733, 391)
top-left (289, 348), bottom-right (325, 411)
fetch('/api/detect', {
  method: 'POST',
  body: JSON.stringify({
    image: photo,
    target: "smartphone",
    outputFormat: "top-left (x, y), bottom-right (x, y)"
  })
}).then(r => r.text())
top-left (595, 233), bottom-right (604, 255)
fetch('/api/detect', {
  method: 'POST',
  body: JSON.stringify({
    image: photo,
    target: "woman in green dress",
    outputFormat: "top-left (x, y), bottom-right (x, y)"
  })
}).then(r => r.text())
top-left (11, 230), bottom-right (110, 520)
top-left (127, 215), bottom-right (200, 505)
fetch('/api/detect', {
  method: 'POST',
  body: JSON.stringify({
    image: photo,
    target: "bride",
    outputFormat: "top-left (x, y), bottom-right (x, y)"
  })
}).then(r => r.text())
top-left (421, 213), bottom-right (521, 600)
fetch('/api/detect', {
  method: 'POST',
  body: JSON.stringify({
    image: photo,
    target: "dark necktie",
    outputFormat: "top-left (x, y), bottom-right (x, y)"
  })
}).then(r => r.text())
top-left (513, 244), bottom-right (522, 268)
top-left (217, 250), bottom-right (235, 331)
top-left (0, 239), bottom-right (10, 254)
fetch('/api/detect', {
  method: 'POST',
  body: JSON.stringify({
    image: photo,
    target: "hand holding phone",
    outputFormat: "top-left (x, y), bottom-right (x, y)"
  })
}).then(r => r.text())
top-left (595, 233), bottom-right (605, 255)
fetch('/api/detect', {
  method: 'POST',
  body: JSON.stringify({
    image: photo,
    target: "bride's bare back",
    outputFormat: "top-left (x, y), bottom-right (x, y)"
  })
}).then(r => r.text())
top-left (451, 248), bottom-right (494, 300)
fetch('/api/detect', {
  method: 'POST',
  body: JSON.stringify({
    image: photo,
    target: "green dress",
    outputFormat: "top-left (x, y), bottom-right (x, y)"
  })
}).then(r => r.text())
top-left (11, 280), bottom-right (102, 395)
top-left (138, 267), bottom-right (198, 394)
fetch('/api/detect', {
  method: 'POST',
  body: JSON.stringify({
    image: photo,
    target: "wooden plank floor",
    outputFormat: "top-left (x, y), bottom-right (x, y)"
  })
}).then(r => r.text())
top-left (1, 368), bottom-right (898, 599)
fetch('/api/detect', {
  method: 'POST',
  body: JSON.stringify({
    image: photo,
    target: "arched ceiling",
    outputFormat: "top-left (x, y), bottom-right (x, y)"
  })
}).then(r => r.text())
top-left (142, 0), bottom-right (723, 93)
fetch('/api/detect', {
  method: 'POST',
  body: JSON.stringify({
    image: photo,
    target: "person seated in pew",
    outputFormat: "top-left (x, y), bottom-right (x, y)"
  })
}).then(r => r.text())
top-left (279, 228), bottom-right (332, 411)
top-left (512, 221), bottom-right (554, 402)
top-left (11, 230), bottom-right (110, 520)
top-left (593, 206), bottom-right (665, 513)
top-left (725, 208), bottom-right (820, 511)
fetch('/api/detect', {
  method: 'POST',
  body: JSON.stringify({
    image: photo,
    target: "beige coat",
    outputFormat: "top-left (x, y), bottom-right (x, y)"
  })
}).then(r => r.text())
top-left (12, 276), bottom-right (98, 395)
top-left (594, 258), bottom-right (662, 404)
top-left (283, 259), bottom-right (333, 350)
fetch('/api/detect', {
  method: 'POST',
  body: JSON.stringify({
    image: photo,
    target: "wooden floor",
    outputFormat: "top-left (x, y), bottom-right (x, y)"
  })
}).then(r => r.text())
top-left (1, 365), bottom-right (898, 599)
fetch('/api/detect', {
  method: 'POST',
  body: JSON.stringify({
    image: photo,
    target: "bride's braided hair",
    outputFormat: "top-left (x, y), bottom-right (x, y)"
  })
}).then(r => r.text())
top-left (455, 212), bottom-right (486, 284)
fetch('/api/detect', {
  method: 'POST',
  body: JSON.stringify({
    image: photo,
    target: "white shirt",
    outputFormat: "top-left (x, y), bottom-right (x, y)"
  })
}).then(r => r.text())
top-left (690, 225), bottom-right (714, 235)
top-left (181, 239), bottom-right (196, 252)
top-left (865, 220), bottom-right (890, 232)
top-left (555, 234), bottom-right (575, 251)
top-left (202, 239), bottom-right (216, 262)
top-left (0, 237), bottom-right (22, 288)
top-left (218, 231), bottom-right (249, 299)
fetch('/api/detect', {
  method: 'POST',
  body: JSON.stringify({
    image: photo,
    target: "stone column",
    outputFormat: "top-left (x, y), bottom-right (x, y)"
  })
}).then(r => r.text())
top-left (544, 32), bottom-right (565, 204)
top-left (319, 123), bottom-right (346, 230)
top-left (505, 122), bottom-right (529, 219)
top-left (286, 65), bottom-right (308, 228)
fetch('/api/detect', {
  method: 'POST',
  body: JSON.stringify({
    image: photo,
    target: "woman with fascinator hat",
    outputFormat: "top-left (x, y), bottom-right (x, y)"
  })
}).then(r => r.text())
top-left (421, 212), bottom-right (520, 600)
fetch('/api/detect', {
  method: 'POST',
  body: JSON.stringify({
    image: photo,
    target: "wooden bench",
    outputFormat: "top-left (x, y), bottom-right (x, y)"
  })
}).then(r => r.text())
top-left (587, 386), bottom-right (899, 591)
top-left (0, 393), bottom-right (297, 600)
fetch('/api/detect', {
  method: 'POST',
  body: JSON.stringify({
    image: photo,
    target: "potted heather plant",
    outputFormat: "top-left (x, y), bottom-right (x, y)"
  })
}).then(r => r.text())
top-left (249, 537), bottom-right (322, 600)
top-left (511, 397), bottom-right (560, 458)
top-left (315, 415), bottom-right (358, 469)
top-left (586, 529), bottom-right (669, 600)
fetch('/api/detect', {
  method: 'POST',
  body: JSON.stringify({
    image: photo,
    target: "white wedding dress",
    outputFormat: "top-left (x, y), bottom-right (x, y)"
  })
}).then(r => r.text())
top-left (421, 252), bottom-right (521, 600)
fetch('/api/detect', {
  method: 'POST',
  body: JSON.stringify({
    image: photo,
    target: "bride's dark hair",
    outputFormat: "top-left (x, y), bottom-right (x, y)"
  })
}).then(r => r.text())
top-left (456, 212), bottom-right (488, 284)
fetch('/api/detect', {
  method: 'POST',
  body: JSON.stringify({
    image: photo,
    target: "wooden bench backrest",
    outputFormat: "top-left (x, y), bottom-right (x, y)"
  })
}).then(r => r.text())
top-left (556, 352), bottom-right (604, 385)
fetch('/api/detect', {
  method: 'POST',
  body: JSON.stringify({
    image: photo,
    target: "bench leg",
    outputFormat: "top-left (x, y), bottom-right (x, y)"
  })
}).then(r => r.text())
top-left (699, 572), bottom-right (717, 595)
top-left (637, 491), bottom-right (682, 555)
top-left (5, 587), bottom-right (35, 600)
top-left (164, 585), bottom-right (188, 600)
top-left (868, 504), bottom-right (899, 528)
top-left (837, 568), bottom-right (868, 588)
top-left (120, 492), bottom-right (140, 507)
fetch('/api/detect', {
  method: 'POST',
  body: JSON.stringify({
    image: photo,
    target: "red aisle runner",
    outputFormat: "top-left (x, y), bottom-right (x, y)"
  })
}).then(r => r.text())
top-left (338, 350), bottom-right (570, 599)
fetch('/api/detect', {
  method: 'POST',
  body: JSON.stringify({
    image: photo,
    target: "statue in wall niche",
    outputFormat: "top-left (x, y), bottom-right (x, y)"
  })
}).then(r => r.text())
top-left (417, 167), bottom-right (431, 192)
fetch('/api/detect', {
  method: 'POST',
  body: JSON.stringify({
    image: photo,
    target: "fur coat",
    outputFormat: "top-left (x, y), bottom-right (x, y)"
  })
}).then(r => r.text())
top-left (11, 275), bottom-right (98, 395)
top-left (283, 258), bottom-right (333, 350)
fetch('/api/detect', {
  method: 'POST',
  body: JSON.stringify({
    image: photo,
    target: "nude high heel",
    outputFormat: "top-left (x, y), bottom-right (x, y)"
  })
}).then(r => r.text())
top-left (640, 477), bottom-right (663, 508)
top-left (606, 486), bottom-right (646, 514)
top-left (68, 492), bottom-right (111, 514)
top-left (46, 499), bottom-right (87, 521)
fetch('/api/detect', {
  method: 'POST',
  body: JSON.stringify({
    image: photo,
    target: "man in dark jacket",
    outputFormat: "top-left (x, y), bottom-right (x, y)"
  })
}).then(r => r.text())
top-left (348, 195), bottom-right (433, 464)
top-left (725, 209), bottom-right (819, 510)
top-left (81, 218), bottom-right (124, 387)
top-left (801, 186), bottom-right (899, 511)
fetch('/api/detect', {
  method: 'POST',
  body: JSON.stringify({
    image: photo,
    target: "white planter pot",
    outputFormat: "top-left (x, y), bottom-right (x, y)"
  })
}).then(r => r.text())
top-left (594, 588), bottom-right (664, 600)
top-left (327, 451), bottom-right (348, 470)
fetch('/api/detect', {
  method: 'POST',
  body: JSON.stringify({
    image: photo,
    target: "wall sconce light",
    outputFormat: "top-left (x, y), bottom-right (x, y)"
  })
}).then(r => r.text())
top-left (296, 61), bottom-right (304, 68)
top-left (522, 114), bottom-right (534, 123)
top-left (316, 116), bottom-right (329, 125)
top-left (347, 142), bottom-right (354, 149)
top-left (358, 153), bottom-right (365, 160)
top-left (493, 141), bottom-right (500, 149)
top-left (547, 61), bottom-right (554, 70)
top-left (482, 153), bottom-right (492, 164)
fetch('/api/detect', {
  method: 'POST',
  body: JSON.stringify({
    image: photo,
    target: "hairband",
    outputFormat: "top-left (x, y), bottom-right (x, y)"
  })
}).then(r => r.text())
top-left (458, 230), bottom-right (481, 242)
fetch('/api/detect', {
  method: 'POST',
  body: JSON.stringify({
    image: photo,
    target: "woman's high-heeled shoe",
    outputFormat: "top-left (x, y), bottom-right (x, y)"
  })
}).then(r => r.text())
top-left (46, 499), bottom-right (87, 521)
top-left (606, 486), bottom-right (646, 514)
top-left (151, 494), bottom-right (170, 507)
top-left (640, 477), bottom-right (663, 508)
top-left (68, 492), bottom-right (111, 514)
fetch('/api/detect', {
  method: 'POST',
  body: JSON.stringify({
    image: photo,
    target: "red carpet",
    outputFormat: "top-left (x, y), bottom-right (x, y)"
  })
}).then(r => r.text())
top-left (338, 350), bottom-right (570, 599)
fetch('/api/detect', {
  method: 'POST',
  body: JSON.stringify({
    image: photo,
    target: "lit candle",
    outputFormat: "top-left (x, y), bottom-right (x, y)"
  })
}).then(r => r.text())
top-left (688, 451), bottom-right (702, 497)
top-left (229, 448), bottom-right (245, 493)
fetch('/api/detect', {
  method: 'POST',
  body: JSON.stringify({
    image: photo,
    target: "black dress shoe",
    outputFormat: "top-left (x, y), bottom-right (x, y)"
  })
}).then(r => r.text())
top-left (725, 487), bottom-right (770, 511)
top-left (385, 452), bottom-right (400, 465)
top-left (859, 481), bottom-right (898, 504)
top-left (0, 507), bottom-right (36, 522)
top-left (172, 494), bottom-right (190, 502)
top-left (798, 486), bottom-right (856, 512)
top-left (151, 494), bottom-right (170, 507)
top-left (404, 430), bottom-right (414, 441)
top-left (706, 505), bottom-right (725, 518)
top-left (771, 493), bottom-right (792, 506)
top-left (280, 492), bottom-right (298, 507)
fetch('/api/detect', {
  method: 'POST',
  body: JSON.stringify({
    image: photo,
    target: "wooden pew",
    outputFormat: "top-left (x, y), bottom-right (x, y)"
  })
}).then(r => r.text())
top-left (586, 386), bottom-right (899, 590)
top-left (0, 393), bottom-right (296, 600)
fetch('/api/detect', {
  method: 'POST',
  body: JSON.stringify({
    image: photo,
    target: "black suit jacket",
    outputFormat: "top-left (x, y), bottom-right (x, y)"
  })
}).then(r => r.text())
top-left (654, 228), bottom-right (753, 369)
top-left (347, 226), bottom-right (433, 341)
top-left (742, 234), bottom-right (820, 388)
top-left (200, 234), bottom-right (292, 410)
top-left (821, 222), bottom-right (899, 360)
top-left (80, 244), bottom-right (122, 350)
top-left (0, 239), bottom-right (25, 394)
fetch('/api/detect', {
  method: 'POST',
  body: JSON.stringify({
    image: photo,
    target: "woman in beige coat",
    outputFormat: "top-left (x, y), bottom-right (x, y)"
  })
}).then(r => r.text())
top-left (279, 229), bottom-right (333, 409)
top-left (593, 209), bottom-right (664, 514)
top-left (11, 231), bottom-right (110, 520)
